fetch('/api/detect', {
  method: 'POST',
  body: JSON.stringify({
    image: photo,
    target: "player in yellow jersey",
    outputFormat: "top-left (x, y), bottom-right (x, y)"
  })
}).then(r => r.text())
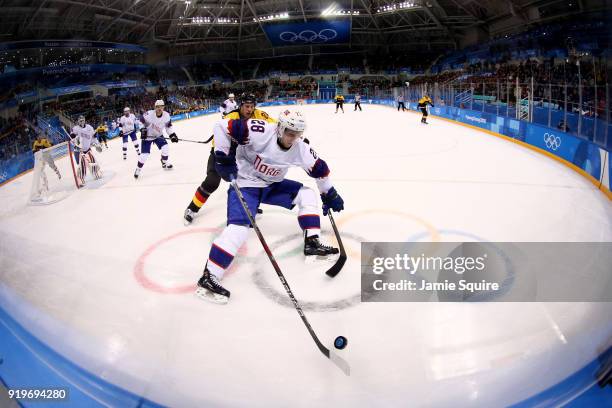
top-left (418, 95), bottom-right (434, 124)
top-left (32, 133), bottom-right (61, 179)
top-left (95, 122), bottom-right (109, 148)
top-left (183, 93), bottom-right (277, 225)
top-left (335, 94), bottom-right (345, 113)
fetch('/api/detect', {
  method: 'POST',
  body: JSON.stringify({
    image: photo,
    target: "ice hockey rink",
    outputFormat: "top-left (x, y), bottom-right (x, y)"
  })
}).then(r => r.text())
top-left (0, 103), bottom-right (610, 407)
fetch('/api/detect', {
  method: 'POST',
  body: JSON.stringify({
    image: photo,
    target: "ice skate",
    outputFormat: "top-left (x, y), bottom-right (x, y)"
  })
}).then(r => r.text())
top-left (195, 268), bottom-right (230, 304)
top-left (184, 208), bottom-right (195, 225)
top-left (304, 234), bottom-right (339, 262)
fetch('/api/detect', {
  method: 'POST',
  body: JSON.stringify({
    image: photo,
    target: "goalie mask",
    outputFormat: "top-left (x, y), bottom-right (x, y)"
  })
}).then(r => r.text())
top-left (78, 115), bottom-right (86, 127)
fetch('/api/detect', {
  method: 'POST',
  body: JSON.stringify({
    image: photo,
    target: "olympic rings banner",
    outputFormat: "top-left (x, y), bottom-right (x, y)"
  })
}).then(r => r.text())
top-left (263, 20), bottom-right (351, 46)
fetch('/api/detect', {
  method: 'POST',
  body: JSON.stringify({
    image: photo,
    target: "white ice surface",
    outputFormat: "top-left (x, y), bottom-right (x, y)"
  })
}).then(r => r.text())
top-left (0, 104), bottom-right (611, 407)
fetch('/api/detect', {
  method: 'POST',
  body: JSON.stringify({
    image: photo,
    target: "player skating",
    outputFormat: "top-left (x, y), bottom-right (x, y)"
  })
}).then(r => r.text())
top-left (195, 109), bottom-right (345, 304)
top-left (118, 107), bottom-right (141, 160)
top-left (219, 93), bottom-right (237, 116)
top-left (134, 100), bottom-right (178, 179)
top-left (69, 115), bottom-right (102, 186)
top-left (354, 93), bottom-right (362, 111)
top-left (397, 95), bottom-right (406, 111)
top-left (183, 93), bottom-right (275, 225)
top-left (418, 95), bottom-right (434, 124)
top-left (335, 94), bottom-right (345, 113)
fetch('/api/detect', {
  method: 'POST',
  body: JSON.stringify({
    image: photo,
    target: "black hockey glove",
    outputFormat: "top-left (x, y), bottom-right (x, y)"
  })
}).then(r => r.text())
top-left (214, 151), bottom-right (237, 182)
top-left (321, 187), bottom-right (344, 216)
top-left (140, 128), bottom-right (148, 140)
top-left (169, 133), bottom-right (179, 143)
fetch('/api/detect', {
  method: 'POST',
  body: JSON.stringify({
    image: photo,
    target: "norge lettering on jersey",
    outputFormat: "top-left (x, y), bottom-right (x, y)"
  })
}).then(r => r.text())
top-left (214, 118), bottom-right (323, 188)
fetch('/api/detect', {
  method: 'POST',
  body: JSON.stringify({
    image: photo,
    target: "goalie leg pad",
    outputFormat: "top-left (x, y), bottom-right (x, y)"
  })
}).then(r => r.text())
top-left (87, 152), bottom-right (102, 179)
top-left (79, 152), bottom-right (88, 182)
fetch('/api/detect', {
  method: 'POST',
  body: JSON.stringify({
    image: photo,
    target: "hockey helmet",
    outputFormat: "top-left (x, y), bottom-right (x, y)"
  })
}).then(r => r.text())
top-left (278, 109), bottom-right (306, 136)
top-left (238, 93), bottom-right (256, 106)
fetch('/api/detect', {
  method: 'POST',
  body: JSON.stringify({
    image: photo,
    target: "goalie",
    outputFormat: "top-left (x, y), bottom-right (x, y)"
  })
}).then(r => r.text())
top-left (69, 115), bottom-right (103, 186)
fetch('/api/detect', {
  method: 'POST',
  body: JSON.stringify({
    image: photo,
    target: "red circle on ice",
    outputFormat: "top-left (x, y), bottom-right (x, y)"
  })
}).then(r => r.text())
top-left (134, 227), bottom-right (248, 294)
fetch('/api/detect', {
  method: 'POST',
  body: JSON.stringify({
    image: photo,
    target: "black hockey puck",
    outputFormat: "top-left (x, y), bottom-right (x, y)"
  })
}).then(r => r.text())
top-left (334, 336), bottom-right (348, 350)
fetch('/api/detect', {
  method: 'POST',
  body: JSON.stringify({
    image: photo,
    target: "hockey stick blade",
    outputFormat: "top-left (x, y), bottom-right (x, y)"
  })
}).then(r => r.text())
top-left (230, 179), bottom-right (350, 376)
top-left (329, 350), bottom-right (351, 376)
top-left (325, 212), bottom-right (347, 278)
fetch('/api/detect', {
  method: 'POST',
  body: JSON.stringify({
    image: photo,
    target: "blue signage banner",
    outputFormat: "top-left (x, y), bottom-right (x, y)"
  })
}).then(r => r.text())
top-left (263, 20), bottom-right (350, 46)
top-left (0, 41), bottom-right (146, 52)
top-left (48, 85), bottom-right (92, 96)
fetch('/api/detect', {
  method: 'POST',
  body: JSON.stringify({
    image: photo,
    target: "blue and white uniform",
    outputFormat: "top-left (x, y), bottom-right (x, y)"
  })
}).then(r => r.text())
top-left (136, 109), bottom-right (175, 172)
top-left (219, 98), bottom-right (237, 116)
top-left (206, 118), bottom-right (335, 280)
top-left (70, 122), bottom-right (101, 185)
top-left (118, 112), bottom-right (140, 158)
top-left (70, 124), bottom-right (96, 153)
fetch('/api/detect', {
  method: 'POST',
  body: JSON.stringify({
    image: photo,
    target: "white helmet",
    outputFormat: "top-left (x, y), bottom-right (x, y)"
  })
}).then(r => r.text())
top-left (124, 107), bottom-right (130, 113)
top-left (278, 109), bottom-right (306, 136)
top-left (154, 99), bottom-right (165, 107)
top-left (228, 93), bottom-right (235, 99)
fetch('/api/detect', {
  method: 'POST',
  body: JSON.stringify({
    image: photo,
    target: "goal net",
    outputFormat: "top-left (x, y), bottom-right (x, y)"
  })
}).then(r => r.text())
top-left (29, 141), bottom-right (80, 205)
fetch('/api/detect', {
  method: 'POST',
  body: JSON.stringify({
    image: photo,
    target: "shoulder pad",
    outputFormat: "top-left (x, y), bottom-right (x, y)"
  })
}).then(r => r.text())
top-left (253, 109), bottom-right (277, 123)
top-left (223, 110), bottom-right (240, 120)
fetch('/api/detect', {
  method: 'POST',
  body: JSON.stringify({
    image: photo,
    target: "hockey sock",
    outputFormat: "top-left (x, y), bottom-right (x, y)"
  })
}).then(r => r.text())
top-left (207, 224), bottom-right (249, 279)
top-left (188, 187), bottom-right (210, 213)
top-left (293, 187), bottom-right (321, 238)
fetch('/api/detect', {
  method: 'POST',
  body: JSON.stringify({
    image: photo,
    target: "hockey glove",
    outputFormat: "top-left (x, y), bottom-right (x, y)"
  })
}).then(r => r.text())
top-left (214, 151), bottom-right (238, 182)
top-left (227, 119), bottom-right (249, 145)
top-left (169, 133), bottom-right (179, 143)
top-left (321, 187), bottom-right (344, 216)
top-left (140, 128), bottom-right (148, 140)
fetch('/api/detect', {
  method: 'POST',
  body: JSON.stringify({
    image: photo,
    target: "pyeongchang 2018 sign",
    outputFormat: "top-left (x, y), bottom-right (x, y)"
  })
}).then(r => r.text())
top-left (263, 20), bottom-right (351, 46)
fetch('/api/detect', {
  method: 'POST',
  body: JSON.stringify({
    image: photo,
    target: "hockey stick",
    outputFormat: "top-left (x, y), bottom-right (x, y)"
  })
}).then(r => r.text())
top-left (230, 179), bottom-right (350, 376)
top-left (325, 212), bottom-right (347, 278)
top-left (163, 137), bottom-right (211, 144)
top-left (60, 126), bottom-right (83, 188)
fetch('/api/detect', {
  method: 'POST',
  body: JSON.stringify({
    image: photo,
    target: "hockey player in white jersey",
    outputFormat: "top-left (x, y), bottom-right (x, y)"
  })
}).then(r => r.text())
top-left (118, 107), bottom-right (141, 160)
top-left (134, 100), bottom-right (178, 179)
top-left (219, 93), bottom-right (237, 116)
top-left (195, 109), bottom-right (345, 304)
top-left (70, 115), bottom-right (102, 186)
